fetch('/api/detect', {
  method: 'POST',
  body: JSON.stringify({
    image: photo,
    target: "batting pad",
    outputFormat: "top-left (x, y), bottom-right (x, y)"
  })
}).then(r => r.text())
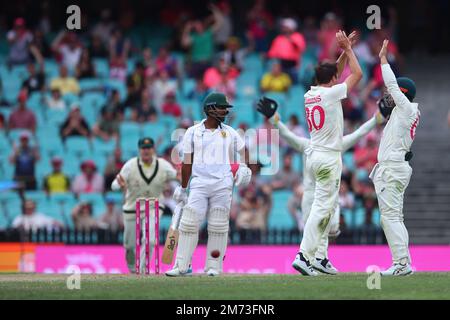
top-left (176, 206), bottom-right (199, 272)
top-left (205, 207), bottom-right (230, 272)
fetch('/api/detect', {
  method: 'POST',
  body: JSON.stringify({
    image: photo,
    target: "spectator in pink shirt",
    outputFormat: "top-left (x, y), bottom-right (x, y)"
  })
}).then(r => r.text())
top-left (8, 91), bottom-right (37, 133)
top-left (318, 12), bottom-right (341, 62)
top-left (267, 18), bottom-right (306, 83)
top-left (72, 160), bottom-right (105, 194)
top-left (354, 133), bottom-right (379, 171)
top-left (203, 57), bottom-right (239, 89)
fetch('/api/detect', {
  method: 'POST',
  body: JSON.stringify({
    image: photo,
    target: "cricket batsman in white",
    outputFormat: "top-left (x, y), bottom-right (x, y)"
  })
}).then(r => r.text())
top-left (288, 30), bottom-right (363, 276)
top-left (166, 92), bottom-right (252, 276)
top-left (371, 40), bottom-right (420, 276)
top-left (111, 137), bottom-right (177, 273)
top-left (257, 96), bottom-right (384, 274)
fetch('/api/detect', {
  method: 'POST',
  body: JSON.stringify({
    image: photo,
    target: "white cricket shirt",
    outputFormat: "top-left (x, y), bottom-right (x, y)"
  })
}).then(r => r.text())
top-left (378, 64), bottom-right (420, 162)
top-left (182, 119), bottom-right (245, 183)
top-left (304, 83), bottom-right (347, 152)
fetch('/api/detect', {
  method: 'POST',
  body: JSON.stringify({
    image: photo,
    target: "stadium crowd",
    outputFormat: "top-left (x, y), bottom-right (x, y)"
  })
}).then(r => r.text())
top-left (0, 0), bottom-right (404, 243)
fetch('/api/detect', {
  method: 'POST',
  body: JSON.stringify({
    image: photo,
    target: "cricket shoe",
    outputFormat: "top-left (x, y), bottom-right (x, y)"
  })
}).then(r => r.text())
top-left (206, 269), bottom-right (220, 277)
top-left (165, 266), bottom-right (193, 277)
top-left (311, 258), bottom-right (338, 275)
top-left (381, 263), bottom-right (413, 276)
top-left (292, 252), bottom-right (318, 276)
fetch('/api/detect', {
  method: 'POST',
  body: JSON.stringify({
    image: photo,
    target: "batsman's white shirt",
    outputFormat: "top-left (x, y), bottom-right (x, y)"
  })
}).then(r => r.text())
top-left (182, 119), bottom-right (245, 217)
top-left (183, 119), bottom-right (245, 186)
top-left (304, 83), bottom-right (347, 152)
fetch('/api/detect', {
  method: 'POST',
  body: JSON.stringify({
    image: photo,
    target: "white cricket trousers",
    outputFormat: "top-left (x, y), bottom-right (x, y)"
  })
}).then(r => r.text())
top-left (302, 188), bottom-right (340, 260)
top-left (123, 210), bottom-right (161, 274)
top-left (370, 161), bottom-right (412, 265)
top-left (300, 150), bottom-right (342, 261)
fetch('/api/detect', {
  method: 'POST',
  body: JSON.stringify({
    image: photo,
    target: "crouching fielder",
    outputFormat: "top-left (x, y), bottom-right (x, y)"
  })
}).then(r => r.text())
top-left (111, 137), bottom-right (177, 273)
top-left (257, 97), bottom-right (383, 274)
top-left (166, 92), bottom-right (251, 277)
top-left (371, 40), bottom-right (420, 276)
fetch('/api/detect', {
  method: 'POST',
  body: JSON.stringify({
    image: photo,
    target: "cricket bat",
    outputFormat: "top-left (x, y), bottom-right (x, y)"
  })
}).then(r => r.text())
top-left (162, 204), bottom-right (183, 265)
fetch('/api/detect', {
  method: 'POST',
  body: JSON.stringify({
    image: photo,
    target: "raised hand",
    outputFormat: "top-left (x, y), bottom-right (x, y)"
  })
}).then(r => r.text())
top-left (347, 31), bottom-right (358, 46)
top-left (336, 30), bottom-right (352, 50)
top-left (116, 174), bottom-right (127, 190)
top-left (379, 39), bottom-right (389, 59)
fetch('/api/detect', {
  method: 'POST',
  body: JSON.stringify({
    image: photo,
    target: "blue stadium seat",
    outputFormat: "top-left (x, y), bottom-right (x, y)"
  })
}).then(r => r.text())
top-left (63, 93), bottom-right (80, 107)
top-left (268, 190), bottom-right (295, 229)
top-left (160, 215), bottom-right (171, 230)
top-left (0, 191), bottom-right (21, 203)
top-left (81, 92), bottom-right (107, 112)
top-left (105, 192), bottom-right (124, 204)
top-left (141, 122), bottom-right (166, 139)
top-left (105, 79), bottom-right (126, 102)
top-left (342, 208), bottom-right (354, 229)
top-left (285, 85), bottom-right (306, 123)
top-left (0, 108), bottom-right (12, 121)
top-left (180, 78), bottom-right (196, 98)
top-left (231, 98), bottom-right (258, 126)
top-left (353, 208), bottom-right (366, 228)
top-left (0, 131), bottom-right (10, 152)
top-left (243, 54), bottom-right (263, 74)
top-left (92, 137), bottom-right (117, 154)
top-left (36, 200), bottom-right (61, 221)
top-left (27, 92), bottom-right (46, 112)
top-left (5, 200), bottom-right (22, 222)
top-left (120, 122), bottom-right (140, 138)
top-left (78, 193), bottom-right (106, 218)
top-left (0, 212), bottom-right (8, 229)
top-left (48, 193), bottom-right (77, 226)
top-left (39, 139), bottom-right (64, 159)
top-left (343, 151), bottom-right (355, 171)
top-left (372, 209), bottom-right (381, 226)
top-left (92, 59), bottom-right (109, 78)
top-left (35, 158), bottom-right (52, 186)
top-left (90, 152), bottom-right (107, 173)
top-left (7, 129), bottom-right (36, 146)
top-left (236, 72), bottom-right (258, 99)
top-left (45, 109), bottom-right (69, 126)
top-left (44, 60), bottom-right (60, 79)
top-left (291, 154), bottom-right (303, 173)
top-left (119, 122), bottom-right (141, 152)
top-left (61, 153), bottom-right (81, 177)
top-left (79, 79), bottom-right (104, 92)
top-left (65, 136), bottom-right (92, 155)
top-left (24, 190), bottom-right (47, 205)
top-left (0, 161), bottom-right (14, 180)
top-left (159, 115), bottom-right (179, 133)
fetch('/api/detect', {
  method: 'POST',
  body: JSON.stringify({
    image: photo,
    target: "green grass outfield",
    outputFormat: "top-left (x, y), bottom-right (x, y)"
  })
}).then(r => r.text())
top-left (0, 273), bottom-right (449, 299)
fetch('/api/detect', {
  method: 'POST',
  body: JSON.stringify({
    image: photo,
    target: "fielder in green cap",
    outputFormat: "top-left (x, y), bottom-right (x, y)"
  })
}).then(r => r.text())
top-left (111, 136), bottom-right (179, 273)
top-left (370, 39), bottom-right (421, 276)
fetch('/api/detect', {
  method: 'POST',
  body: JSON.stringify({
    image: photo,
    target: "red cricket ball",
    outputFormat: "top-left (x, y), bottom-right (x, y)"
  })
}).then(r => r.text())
top-left (210, 250), bottom-right (220, 258)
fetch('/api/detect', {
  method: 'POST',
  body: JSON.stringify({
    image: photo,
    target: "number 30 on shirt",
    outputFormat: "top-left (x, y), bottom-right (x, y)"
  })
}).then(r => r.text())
top-left (305, 105), bottom-right (325, 132)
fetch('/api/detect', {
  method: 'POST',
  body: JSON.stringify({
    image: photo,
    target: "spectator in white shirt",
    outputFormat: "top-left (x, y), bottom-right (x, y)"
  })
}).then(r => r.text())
top-left (12, 200), bottom-right (62, 231)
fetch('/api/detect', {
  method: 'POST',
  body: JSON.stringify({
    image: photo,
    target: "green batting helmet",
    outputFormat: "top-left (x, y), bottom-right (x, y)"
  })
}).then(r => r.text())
top-left (203, 92), bottom-right (233, 112)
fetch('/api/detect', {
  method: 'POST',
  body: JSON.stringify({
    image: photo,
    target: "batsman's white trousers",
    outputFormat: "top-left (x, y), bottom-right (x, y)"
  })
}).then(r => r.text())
top-left (187, 176), bottom-right (234, 221)
top-left (370, 161), bottom-right (412, 264)
top-left (300, 150), bottom-right (342, 261)
top-left (175, 176), bottom-right (233, 273)
top-left (123, 210), bottom-right (162, 273)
